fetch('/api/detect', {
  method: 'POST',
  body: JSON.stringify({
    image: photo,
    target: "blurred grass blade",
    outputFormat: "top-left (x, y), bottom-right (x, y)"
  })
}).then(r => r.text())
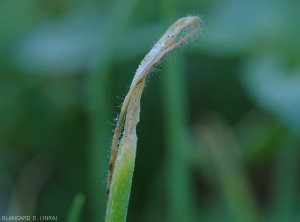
top-left (234, 109), bottom-right (287, 165)
top-left (66, 193), bottom-right (85, 222)
top-left (161, 59), bottom-right (195, 222)
top-left (269, 133), bottom-right (300, 222)
top-left (160, 1), bottom-right (197, 221)
top-left (195, 114), bottom-right (261, 222)
top-left (8, 156), bottom-right (51, 219)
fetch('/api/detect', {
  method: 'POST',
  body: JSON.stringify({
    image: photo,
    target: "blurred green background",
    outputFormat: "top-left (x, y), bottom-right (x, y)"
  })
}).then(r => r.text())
top-left (1, 0), bottom-right (300, 221)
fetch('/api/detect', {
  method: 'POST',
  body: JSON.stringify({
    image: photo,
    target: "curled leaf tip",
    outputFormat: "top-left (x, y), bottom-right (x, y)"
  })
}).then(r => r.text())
top-left (106, 16), bottom-right (201, 207)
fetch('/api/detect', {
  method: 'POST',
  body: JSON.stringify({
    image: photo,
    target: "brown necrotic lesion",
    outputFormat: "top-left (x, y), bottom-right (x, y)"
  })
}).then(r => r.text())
top-left (106, 16), bottom-right (201, 204)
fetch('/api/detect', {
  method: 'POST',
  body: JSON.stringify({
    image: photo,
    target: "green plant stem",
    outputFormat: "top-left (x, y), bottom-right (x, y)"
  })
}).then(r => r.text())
top-left (105, 135), bottom-right (137, 222)
top-left (106, 79), bottom-right (144, 222)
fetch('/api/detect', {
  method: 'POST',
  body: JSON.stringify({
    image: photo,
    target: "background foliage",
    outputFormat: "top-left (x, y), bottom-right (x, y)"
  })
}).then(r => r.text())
top-left (1, 0), bottom-right (300, 221)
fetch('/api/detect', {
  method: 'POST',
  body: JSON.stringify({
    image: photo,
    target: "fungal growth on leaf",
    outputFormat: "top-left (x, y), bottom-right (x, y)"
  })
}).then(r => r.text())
top-left (105, 16), bottom-right (201, 222)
